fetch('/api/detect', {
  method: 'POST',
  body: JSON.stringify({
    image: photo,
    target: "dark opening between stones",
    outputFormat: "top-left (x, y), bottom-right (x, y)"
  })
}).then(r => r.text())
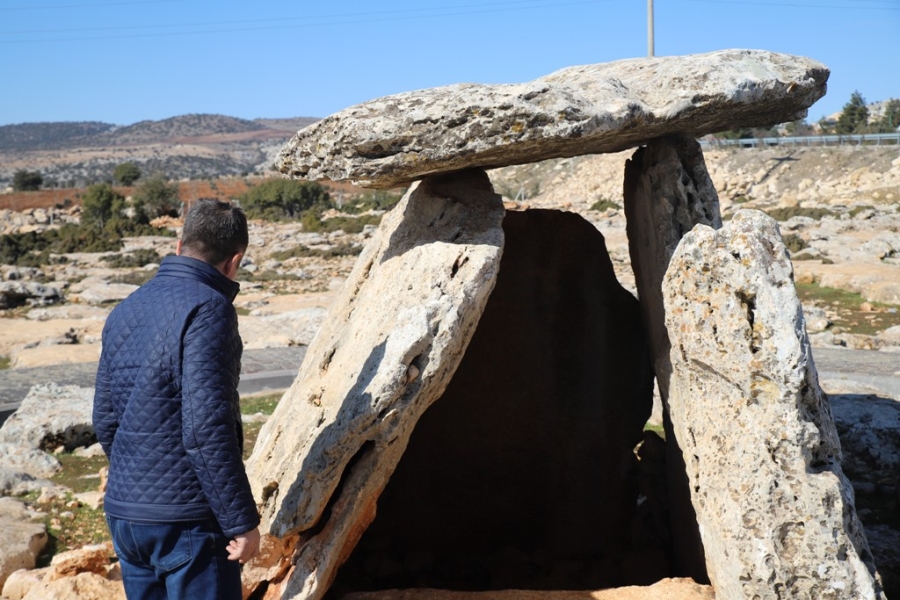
top-left (329, 209), bottom-right (669, 595)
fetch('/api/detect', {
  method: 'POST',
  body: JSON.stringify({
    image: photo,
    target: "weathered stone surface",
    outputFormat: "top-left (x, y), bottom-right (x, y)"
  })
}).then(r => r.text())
top-left (45, 544), bottom-right (111, 581)
top-left (333, 209), bottom-right (653, 591)
top-left (1, 567), bottom-right (47, 600)
top-left (277, 49), bottom-right (827, 188)
top-left (623, 135), bottom-right (721, 581)
top-left (69, 282), bottom-right (138, 305)
top-left (245, 170), bottom-right (505, 599)
top-left (0, 470), bottom-right (55, 496)
top-left (0, 384), bottom-right (94, 452)
top-left (340, 577), bottom-right (716, 599)
top-left (662, 209), bottom-right (883, 598)
top-left (0, 281), bottom-right (63, 309)
top-left (240, 307), bottom-right (328, 349)
top-left (0, 514), bottom-right (47, 591)
top-left (829, 392), bottom-right (900, 489)
top-left (21, 571), bottom-right (125, 600)
top-left (0, 443), bottom-right (61, 480)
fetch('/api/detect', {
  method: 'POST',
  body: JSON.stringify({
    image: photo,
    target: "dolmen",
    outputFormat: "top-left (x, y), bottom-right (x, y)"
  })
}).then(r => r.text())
top-left (244, 49), bottom-right (886, 599)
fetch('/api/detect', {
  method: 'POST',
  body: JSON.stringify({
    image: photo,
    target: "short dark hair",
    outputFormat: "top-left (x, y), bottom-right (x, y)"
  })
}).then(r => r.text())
top-left (181, 198), bottom-right (248, 266)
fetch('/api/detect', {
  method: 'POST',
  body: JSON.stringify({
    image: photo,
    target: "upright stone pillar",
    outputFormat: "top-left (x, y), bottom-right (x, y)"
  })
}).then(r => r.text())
top-left (623, 135), bottom-right (721, 580)
top-left (662, 210), bottom-right (883, 599)
top-left (244, 170), bottom-right (505, 600)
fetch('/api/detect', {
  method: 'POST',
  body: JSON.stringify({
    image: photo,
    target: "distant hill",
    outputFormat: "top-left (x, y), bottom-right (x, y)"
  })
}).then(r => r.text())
top-left (0, 114), bottom-right (320, 187)
top-left (0, 114), bottom-right (320, 153)
top-left (0, 121), bottom-right (115, 152)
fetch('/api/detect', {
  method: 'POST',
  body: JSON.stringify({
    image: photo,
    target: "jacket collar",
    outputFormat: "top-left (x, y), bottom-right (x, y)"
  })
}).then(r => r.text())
top-left (157, 255), bottom-right (240, 302)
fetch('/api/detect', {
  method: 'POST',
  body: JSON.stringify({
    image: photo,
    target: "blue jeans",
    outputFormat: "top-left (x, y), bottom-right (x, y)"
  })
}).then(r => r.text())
top-left (106, 515), bottom-right (242, 600)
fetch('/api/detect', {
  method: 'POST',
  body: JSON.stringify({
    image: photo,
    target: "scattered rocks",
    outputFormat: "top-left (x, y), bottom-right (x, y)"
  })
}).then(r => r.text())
top-left (0, 442), bottom-right (61, 480)
top-left (0, 281), bottom-right (63, 310)
top-left (0, 383), bottom-right (95, 452)
top-left (0, 499), bottom-right (48, 591)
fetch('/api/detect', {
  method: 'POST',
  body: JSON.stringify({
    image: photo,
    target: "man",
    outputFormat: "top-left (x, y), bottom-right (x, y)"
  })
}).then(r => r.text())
top-left (93, 198), bottom-right (260, 600)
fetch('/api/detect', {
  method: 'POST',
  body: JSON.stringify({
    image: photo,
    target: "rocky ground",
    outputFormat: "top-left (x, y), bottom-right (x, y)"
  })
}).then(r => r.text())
top-left (0, 144), bottom-right (899, 598)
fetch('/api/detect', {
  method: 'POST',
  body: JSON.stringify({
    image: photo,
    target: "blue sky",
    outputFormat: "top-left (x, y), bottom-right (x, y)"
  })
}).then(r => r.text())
top-left (1, 0), bottom-right (897, 127)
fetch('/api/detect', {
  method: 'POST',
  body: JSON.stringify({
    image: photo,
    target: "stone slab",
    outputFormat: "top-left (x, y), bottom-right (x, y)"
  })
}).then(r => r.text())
top-left (276, 49), bottom-right (827, 188)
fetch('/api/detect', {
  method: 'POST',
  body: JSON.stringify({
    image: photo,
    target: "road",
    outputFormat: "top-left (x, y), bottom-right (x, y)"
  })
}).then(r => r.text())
top-left (0, 345), bottom-right (897, 426)
top-left (0, 346), bottom-right (307, 426)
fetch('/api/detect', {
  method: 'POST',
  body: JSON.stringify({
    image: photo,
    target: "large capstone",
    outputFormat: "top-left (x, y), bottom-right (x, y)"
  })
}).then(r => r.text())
top-left (276, 49), bottom-right (827, 188)
top-left (662, 210), bottom-right (884, 599)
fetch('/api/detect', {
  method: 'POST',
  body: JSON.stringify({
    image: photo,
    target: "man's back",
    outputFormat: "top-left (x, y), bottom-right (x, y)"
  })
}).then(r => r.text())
top-left (94, 254), bottom-right (257, 536)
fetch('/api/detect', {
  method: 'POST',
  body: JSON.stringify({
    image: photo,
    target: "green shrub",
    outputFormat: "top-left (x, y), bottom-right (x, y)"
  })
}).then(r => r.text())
top-left (342, 190), bottom-right (402, 214)
top-left (81, 183), bottom-right (125, 229)
top-left (271, 243), bottom-right (362, 260)
top-left (765, 207), bottom-right (835, 221)
top-left (782, 234), bottom-right (809, 254)
top-left (102, 249), bottom-right (161, 268)
top-left (133, 175), bottom-right (180, 220)
top-left (240, 179), bottom-right (331, 221)
top-left (589, 198), bottom-right (620, 212)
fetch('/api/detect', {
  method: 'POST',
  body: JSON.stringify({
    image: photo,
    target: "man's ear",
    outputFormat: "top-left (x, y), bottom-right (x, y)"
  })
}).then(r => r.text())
top-left (223, 252), bottom-right (243, 280)
top-left (176, 239), bottom-right (183, 256)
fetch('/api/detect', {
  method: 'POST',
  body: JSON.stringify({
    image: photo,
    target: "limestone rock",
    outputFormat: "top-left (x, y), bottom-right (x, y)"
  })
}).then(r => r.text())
top-left (662, 209), bottom-right (883, 598)
top-left (0, 470), bottom-right (55, 496)
top-left (830, 392), bottom-right (900, 489)
top-left (0, 281), bottom-right (63, 310)
top-left (21, 571), bottom-right (125, 600)
top-left (1, 567), bottom-right (48, 600)
top-left (70, 282), bottom-right (138, 305)
top-left (245, 170), bottom-right (505, 599)
top-left (0, 443), bottom-right (61, 479)
top-left (277, 49), bottom-right (827, 188)
top-left (0, 516), bottom-right (47, 591)
top-left (239, 307), bottom-right (328, 349)
top-left (46, 544), bottom-right (111, 581)
top-left (0, 384), bottom-right (95, 452)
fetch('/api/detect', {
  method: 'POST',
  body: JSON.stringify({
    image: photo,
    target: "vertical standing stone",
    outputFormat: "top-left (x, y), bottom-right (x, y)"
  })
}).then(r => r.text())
top-left (623, 135), bottom-right (721, 580)
top-left (663, 210), bottom-right (883, 599)
top-left (244, 170), bottom-right (505, 600)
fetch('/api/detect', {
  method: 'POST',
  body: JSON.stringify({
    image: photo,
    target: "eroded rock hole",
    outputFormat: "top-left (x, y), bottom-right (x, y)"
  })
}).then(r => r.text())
top-left (330, 209), bottom-right (666, 594)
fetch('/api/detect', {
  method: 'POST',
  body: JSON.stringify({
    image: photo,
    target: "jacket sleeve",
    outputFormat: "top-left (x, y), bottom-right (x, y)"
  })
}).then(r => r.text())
top-left (181, 299), bottom-right (260, 537)
top-left (92, 325), bottom-right (117, 458)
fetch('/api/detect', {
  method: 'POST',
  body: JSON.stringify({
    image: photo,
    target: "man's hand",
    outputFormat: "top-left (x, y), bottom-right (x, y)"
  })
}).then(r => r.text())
top-left (227, 527), bottom-right (261, 564)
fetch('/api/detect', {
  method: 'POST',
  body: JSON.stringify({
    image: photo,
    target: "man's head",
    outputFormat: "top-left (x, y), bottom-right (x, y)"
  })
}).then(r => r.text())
top-left (177, 198), bottom-right (248, 280)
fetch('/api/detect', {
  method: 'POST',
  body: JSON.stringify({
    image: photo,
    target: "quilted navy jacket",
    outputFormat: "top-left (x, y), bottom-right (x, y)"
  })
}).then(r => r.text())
top-left (93, 255), bottom-right (259, 537)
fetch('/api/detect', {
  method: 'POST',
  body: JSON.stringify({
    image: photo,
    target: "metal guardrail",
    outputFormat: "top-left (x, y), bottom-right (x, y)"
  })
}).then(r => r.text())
top-left (700, 133), bottom-right (900, 149)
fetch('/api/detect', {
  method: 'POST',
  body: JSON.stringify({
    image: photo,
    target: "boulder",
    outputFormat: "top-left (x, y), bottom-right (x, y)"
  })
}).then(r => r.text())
top-left (45, 544), bottom-right (112, 581)
top-left (829, 392), bottom-right (900, 489)
top-left (245, 170), bottom-right (505, 599)
top-left (662, 210), bottom-right (883, 598)
top-left (0, 443), bottom-right (61, 479)
top-left (0, 384), bottom-right (95, 452)
top-left (239, 307), bottom-right (328, 349)
top-left (0, 499), bottom-right (47, 591)
top-left (0, 281), bottom-right (63, 310)
top-left (1, 567), bottom-right (47, 600)
top-left (0, 470), bottom-right (56, 496)
top-left (70, 282), bottom-right (138, 305)
top-left (277, 50), bottom-right (827, 188)
top-left (20, 571), bottom-right (125, 600)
